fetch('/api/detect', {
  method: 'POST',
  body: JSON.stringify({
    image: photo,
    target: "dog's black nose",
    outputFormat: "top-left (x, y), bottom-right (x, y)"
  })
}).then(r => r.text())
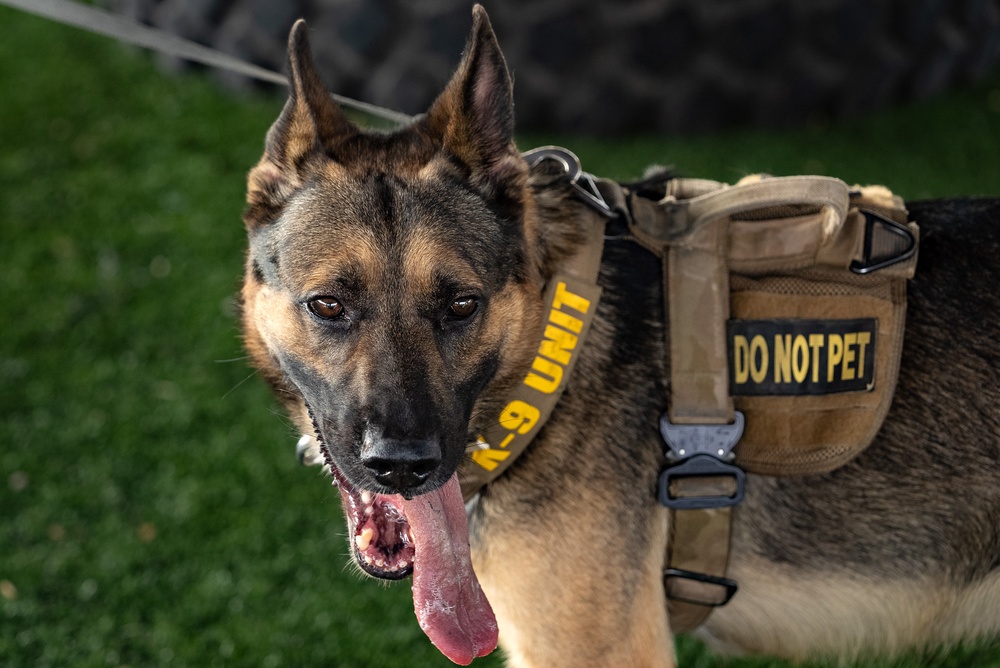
top-left (361, 438), bottom-right (441, 493)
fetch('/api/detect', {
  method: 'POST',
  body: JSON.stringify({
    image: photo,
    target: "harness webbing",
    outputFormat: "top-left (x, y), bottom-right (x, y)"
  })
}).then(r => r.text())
top-left (662, 195), bottom-right (740, 630)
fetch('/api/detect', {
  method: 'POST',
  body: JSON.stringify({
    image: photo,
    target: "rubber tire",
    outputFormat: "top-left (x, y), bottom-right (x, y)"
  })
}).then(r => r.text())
top-left (108, 0), bottom-right (1000, 136)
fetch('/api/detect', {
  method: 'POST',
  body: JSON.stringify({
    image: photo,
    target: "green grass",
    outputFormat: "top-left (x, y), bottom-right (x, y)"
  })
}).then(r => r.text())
top-left (1, 5), bottom-right (999, 667)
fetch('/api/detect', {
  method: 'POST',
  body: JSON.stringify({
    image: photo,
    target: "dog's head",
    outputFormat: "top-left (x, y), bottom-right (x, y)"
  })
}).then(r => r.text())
top-left (241, 7), bottom-right (542, 499)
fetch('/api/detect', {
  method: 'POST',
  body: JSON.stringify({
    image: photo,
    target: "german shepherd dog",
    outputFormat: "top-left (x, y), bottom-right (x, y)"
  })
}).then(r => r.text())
top-left (239, 6), bottom-right (1000, 666)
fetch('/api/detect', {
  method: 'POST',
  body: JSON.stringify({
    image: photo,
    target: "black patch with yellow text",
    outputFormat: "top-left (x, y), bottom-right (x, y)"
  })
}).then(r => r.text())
top-left (728, 318), bottom-right (877, 396)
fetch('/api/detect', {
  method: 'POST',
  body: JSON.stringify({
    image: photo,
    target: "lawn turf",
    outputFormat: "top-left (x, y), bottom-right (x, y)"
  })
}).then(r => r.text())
top-left (2, 5), bottom-right (1000, 667)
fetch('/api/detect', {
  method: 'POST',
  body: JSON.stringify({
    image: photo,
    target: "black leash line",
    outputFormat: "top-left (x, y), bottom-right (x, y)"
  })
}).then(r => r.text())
top-left (1, 0), bottom-right (414, 127)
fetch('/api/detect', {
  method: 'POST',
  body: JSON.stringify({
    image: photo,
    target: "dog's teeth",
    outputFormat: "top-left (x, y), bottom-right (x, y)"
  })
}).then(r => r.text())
top-left (406, 527), bottom-right (414, 543)
top-left (355, 527), bottom-right (374, 551)
top-left (361, 490), bottom-right (373, 504)
top-left (365, 505), bottom-right (374, 516)
top-left (397, 559), bottom-right (408, 569)
top-left (375, 558), bottom-right (385, 568)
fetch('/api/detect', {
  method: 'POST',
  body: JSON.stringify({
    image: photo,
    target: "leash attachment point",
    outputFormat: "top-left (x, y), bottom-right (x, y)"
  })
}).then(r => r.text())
top-left (522, 146), bottom-right (616, 218)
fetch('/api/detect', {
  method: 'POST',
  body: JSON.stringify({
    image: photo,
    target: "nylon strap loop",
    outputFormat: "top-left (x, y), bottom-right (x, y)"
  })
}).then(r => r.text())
top-left (665, 504), bottom-right (735, 629)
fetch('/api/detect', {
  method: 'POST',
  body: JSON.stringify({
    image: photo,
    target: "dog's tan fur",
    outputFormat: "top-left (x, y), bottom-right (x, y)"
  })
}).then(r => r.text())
top-left (708, 562), bottom-right (1000, 660)
top-left (239, 6), bottom-right (1000, 666)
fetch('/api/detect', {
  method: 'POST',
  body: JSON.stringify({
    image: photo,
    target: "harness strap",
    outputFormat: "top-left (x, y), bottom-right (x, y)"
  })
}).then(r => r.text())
top-left (661, 190), bottom-right (737, 631)
top-left (617, 186), bottom-right (743, 630)
top-left (565, 203), bottom-right (608, 284)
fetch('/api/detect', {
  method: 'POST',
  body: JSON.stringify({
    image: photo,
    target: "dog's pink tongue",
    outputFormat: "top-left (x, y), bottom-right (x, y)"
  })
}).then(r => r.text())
top-left (400, 474), bottom-right (497, 665)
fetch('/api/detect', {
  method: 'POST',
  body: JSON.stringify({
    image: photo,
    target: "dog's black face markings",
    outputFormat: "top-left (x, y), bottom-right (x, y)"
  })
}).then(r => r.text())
top-left (250, 175), bottom-right (512, 497)
top-left (241, 11), bottom-right (538, 498)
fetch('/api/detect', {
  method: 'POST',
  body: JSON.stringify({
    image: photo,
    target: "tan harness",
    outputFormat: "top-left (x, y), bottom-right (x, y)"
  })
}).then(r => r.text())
top-left (459, 147), bottom-right (919, 632)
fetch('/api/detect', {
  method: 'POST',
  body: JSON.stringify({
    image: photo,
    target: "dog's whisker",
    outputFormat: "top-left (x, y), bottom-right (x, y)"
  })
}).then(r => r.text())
top-left (264, 407), bottom-right (300, 434)
top-left (221, 368), bottom-right (261, 400)
top-left (214, 355), bottom-right (251, 364)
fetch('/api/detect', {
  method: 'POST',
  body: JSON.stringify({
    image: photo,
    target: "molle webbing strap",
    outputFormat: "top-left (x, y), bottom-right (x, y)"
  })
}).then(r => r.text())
top-left (459, 205), bottom-right (606, 501)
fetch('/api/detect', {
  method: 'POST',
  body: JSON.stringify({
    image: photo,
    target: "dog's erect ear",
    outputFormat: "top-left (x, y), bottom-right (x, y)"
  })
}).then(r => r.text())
top-left (244, 20), bottom-right (356, 230)
top-left (425, 6), bottom-right (521, 191)
top-left (272, 19), bottom-right (356, 160)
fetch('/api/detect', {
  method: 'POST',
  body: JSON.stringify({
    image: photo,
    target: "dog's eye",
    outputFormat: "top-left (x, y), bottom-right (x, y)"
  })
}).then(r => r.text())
top-left (449, 297), bottom-right (479, 319)
top-left (307, 297), bottom-right (344, 320)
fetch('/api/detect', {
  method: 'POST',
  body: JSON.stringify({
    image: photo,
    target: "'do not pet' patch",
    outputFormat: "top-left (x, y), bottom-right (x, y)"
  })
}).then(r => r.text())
top-left (728, 318), bottom-right (877, 396)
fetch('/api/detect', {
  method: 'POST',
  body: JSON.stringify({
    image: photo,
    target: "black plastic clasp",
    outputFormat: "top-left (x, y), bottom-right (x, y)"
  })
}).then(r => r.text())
top-left (849, 209), bottom-right (917, 275)
top-left (658, 455), bottom-right (746, 509)
top-left (663, 568), bottom-right (739, 607)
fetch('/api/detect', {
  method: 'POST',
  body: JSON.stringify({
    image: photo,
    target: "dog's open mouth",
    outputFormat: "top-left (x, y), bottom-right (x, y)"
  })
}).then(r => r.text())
top-left (334, 469), bottom-right (416, 579)
top-left (322, 454), bottom-right (498, 665)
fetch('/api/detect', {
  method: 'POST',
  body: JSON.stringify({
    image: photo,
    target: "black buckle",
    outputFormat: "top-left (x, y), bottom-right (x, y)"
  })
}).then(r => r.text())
top-left (663, 568), bottom-right (739, 607)
top-left (658, 455), bottom-right (746, 509)
top-left (657, 412), bottom-right (746, 510)
top-left (849, 209), bottom-right (917, 275)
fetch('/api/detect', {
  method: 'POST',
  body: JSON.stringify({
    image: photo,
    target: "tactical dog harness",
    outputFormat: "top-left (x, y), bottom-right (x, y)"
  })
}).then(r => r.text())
top-left (459, 146), bottom-right (919, 632)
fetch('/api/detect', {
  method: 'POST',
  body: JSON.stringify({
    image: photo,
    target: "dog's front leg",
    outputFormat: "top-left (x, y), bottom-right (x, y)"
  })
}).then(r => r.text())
top-left (471, 496), bottom-right (676, 667)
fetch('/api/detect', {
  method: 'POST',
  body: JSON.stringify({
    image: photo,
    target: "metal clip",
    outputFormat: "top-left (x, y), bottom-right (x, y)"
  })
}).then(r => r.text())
top-left (522, 146), bottom-right (616, 218)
